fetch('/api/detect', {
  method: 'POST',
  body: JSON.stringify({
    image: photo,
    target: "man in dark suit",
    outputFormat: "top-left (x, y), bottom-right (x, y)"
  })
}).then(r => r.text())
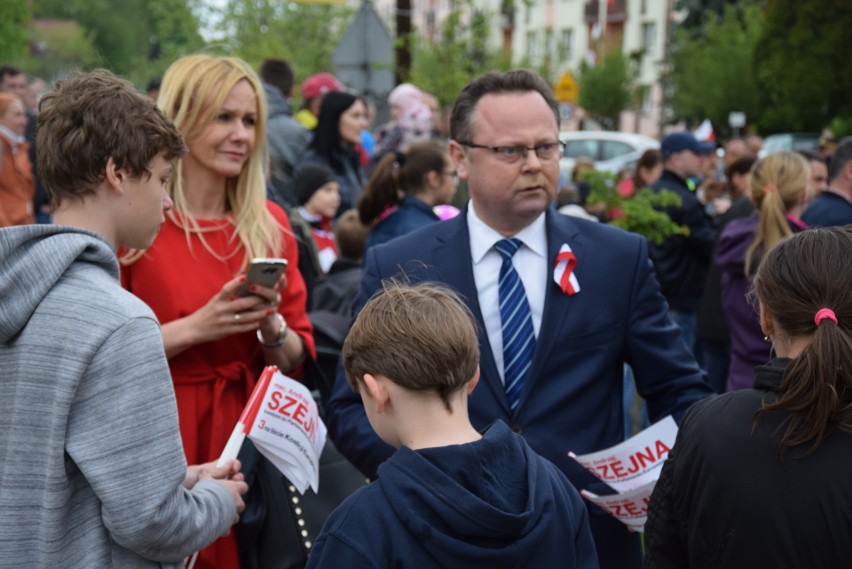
top-left (326, 69), bottom-right (714, 569)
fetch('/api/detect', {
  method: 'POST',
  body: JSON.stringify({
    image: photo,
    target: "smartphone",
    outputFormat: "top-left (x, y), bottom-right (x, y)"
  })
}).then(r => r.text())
top-left (236, 258), bottom-right (288, 297)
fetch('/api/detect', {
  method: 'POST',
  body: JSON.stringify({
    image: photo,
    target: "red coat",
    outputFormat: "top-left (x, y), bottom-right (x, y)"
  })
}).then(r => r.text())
top-left (121, 201), bottom-right (315, 569)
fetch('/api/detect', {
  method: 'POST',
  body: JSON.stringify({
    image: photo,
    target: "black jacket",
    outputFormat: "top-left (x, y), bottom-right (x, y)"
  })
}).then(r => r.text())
top-left (648, 171), bottom-right (717, 312)
top-left (644, 358), bottom-right (852, 568)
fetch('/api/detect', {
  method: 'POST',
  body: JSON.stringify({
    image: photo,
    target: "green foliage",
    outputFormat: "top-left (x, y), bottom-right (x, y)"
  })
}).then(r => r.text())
top-left (409, 4), bottom-right (514, 107)
top-left (669, 4), bottom-right (763, 136)
top-left (675, 0), bottom-right (753, 31)
top-left (829, 116), bottom-right (852, 140)
top-left (0, 0), bottom-right (30, 63)
top-left (29, 0), bottom-right (203, 85)
top-left (583, 170), bottom-right (687, 245)
top-left (577, 48), bottom-right (635, 130)
top-left (20, 21), bottom-right (101, 80)
top-left (754, 0), bottom-right (852, 134)
top-left (216, 0), bottom-right (353, 89)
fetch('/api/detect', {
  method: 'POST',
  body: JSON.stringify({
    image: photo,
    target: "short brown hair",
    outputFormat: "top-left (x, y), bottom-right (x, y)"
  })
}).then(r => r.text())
top-left (342, 281), bottom-right (479, 410)
top-left (449, 69), bottom-right (559, 143)
top-left (37, 69), bottom-right (186, 208)
top-left (334, 209), bottom-right (368, 260)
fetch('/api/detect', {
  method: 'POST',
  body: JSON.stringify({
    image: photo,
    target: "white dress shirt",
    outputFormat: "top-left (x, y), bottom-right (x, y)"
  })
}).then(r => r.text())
top-left (468, 202), bottom-right (547, 384)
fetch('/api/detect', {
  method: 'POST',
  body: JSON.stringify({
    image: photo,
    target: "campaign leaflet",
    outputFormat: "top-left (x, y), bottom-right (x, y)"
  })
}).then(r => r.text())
top-left (568, 415), bottom-right (678, 531)
top-left (248, 370), bottom-right (327, 494)
top-left (217, 366), bottom-right (327, 494)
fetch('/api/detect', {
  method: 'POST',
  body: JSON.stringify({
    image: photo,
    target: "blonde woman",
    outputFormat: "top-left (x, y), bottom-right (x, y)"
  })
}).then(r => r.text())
top-left (121, 54), bottom-right (314, 569)
top-left (715, 151), bottom-right (809, 392)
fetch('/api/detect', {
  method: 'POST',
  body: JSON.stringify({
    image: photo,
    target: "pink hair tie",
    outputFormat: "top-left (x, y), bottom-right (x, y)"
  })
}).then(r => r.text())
top-left (763, 182), bottom-right (778, 194)
top-left (814, 308), bottom-right (838, 327)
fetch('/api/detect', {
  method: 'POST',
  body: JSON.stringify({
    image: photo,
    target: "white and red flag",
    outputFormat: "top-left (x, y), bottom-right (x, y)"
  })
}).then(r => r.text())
top-left (217, 365), bottom-right (327, 493)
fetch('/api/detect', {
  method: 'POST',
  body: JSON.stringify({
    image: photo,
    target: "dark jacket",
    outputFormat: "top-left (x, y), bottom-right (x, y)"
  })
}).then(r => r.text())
top-left (648, 170), bottom-right (717, 312)
top-left (695, 196), bottom-right (754, 343)
top-left (365, 196), bottom-right (439, 250)
top-left (800, 189), bottom-right (852, 228)
top-left (645, 358), bottom-right (852, 568)
top-left (307, 420), bottom-right (599, 569)
top-left (311, 257), bottom-right (362, 317)
top-left (264, 83), bottom-right (311, 210)
top-left (715, 212), bottom-right (806, 391)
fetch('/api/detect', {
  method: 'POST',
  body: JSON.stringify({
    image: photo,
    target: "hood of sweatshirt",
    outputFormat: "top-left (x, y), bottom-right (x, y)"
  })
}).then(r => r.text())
top-left (263, 82), bottom-right (294, 119)
top-left (376, 420), bottom-right (564, 563)
top-left (0, 225), bottom-right (118, 343)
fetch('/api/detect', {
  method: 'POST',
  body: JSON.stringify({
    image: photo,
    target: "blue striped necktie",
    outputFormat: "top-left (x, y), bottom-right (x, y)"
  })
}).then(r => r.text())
top-left (495, 238), bottom-right (536, 411)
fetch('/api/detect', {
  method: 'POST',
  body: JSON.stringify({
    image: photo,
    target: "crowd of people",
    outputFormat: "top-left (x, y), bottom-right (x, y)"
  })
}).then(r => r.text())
top-left (1, 53), bottom-right (851, 569)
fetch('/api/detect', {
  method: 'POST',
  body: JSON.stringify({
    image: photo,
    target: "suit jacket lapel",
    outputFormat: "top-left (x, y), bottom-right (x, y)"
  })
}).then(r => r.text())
top-left (520, 210), bottom-right (582, 406)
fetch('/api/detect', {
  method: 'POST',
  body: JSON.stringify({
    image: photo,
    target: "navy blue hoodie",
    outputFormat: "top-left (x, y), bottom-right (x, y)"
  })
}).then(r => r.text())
top-left (307, 420), bottom-right (598, 568)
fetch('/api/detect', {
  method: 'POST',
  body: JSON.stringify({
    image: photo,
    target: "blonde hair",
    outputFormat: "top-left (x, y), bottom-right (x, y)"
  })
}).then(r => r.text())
top-left (123, 54), bottom-right (279, 267)
top-left (744, 152), bottom-right (809, 275)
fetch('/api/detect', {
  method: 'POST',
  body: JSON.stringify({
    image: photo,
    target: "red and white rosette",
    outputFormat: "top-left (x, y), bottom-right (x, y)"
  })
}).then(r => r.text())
top-left (553, 243), bottom-right (580, 296)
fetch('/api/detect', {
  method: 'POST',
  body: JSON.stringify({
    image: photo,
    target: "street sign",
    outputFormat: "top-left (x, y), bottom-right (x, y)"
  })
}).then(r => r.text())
top-left (728, 112), bottom-right (746, 128)
top-left (554, 71), bottom-right (579, 103)
top-left (332, 1), bottom-right (394, 98)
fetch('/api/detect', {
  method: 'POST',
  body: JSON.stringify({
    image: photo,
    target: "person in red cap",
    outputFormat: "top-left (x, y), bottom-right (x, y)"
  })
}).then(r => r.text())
top-left (296, 72), bottom-right (344, 130)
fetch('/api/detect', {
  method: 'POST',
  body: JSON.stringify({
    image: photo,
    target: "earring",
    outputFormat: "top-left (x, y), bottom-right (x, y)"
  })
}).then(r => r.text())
top-left (764, 335), bottom-right (770, 342)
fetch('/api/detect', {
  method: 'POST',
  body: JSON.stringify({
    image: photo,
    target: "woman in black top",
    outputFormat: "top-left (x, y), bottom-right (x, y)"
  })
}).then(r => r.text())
top-left (645, 226), bottom-right (852, 569)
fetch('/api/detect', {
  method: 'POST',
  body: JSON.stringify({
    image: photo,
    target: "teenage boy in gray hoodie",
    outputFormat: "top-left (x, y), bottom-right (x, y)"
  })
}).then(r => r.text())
top-left (0, 70), bottom-right (248, 568)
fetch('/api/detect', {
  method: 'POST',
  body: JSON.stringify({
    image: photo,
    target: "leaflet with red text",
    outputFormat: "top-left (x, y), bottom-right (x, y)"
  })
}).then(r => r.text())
top-left (247, 370), bottom-right (327, 494)
top-left (568, 415), bottom-right (677, 530)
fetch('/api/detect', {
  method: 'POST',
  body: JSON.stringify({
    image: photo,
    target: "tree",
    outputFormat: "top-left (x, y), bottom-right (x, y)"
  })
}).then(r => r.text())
top-left (216, 0), bottom-right (353, 88)
top-left (754, 0), bottom-right (852, 134)
top-left (0, 0), bottom-right (30, 63)
top-left (409, 4), bottom-right (513, 107)
top-left (675, 0), bottom-right (757, 32)
top-left (577, 48), bottom-right (635, 130)
top-left (21, 21), bottom-right (101, 81)
top-left (669, 4), bottom-right (763, 136)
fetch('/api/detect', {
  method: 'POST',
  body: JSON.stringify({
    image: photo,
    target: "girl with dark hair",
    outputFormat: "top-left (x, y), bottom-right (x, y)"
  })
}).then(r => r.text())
top-left (645, 226), bottom-right (852, 568)
top-left (298, 91), bottom-right (368, 215)
top-left (358, 141), bottom-right (457, 249)
top-left (715, 151), bottom-right (809, 391)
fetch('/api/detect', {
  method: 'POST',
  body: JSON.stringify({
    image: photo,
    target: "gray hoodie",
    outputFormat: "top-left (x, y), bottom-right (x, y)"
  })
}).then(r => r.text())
top-left (264, 82), bottom-right (312, 209)
top-left (0, 225), bottom-right (234, 567)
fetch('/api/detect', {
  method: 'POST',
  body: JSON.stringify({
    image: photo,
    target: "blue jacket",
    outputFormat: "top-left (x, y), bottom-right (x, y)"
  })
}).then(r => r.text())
top-left (307, 421), bottom-right (598, 569)
top-left (365, 196), bottom-right (439, 250)
top-left (325, 207), bottom-right (714, 569)
top-left (801, 190), bottom-right (852, 228)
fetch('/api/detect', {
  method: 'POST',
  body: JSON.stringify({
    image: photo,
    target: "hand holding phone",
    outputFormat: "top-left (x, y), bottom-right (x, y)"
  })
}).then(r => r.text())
top-left (235, 258), bottom-right (288, 297)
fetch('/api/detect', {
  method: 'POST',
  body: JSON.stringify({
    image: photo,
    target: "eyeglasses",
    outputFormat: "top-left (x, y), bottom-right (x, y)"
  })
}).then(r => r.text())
top-left (457, 140), bottom-right (566, 163)
top-left (443, 170), bottom-right (458, 182)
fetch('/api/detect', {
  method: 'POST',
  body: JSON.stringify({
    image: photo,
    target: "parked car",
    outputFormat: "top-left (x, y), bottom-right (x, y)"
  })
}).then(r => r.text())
top-left (559, 131), bottom-right (660, 182)
top-left (758, 132), bottom-right (820, 158)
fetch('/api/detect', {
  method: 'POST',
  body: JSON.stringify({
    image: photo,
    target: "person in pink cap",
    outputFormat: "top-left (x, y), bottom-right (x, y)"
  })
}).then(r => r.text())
top-left (296, 72), bottom-right (344, 130)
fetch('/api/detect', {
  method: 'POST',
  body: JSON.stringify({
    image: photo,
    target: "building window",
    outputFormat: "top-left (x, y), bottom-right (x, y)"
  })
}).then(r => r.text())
top-left (527, 30), bottom-right (538, 60)
top-left (641, 22), bottom-right (656, 56)
top-left (642, 86), bottom-right (653, 115)
top-left (561, 28), bottom-right (573, 61)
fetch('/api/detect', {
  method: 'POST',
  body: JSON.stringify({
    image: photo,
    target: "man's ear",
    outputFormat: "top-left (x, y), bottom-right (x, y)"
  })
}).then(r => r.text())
top-left (448, 140), bottom-right (469, 181)
top-left (363, 373), bottom-right (390, 413)
top-left (759, 302), bottom-right (775, 338)
top-left (104, 157), bottom-right (126, 193)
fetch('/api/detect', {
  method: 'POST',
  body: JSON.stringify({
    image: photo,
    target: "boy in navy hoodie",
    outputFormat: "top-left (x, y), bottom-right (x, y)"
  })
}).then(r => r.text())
top-left (307, 282), bottom-right (598, 568)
